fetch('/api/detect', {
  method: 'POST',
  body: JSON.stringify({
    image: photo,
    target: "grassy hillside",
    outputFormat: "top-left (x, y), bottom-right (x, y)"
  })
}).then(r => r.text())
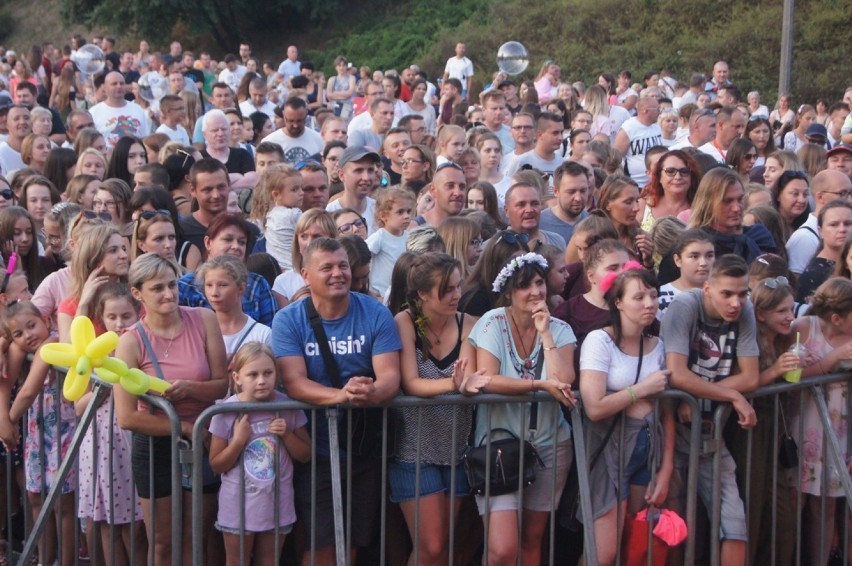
top-left (2, 0), bottom-right (849, 105)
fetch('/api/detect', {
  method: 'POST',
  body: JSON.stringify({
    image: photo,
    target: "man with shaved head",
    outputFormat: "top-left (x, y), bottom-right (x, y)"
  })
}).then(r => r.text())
top-left (89, 71), bottom-right (151, 149)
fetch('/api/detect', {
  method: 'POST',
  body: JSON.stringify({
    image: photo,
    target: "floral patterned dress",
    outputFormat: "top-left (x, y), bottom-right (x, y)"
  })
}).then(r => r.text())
top-left (24, 366), bottom-right (77, 494)
top-left (794, 315), bottom-right (848, 497)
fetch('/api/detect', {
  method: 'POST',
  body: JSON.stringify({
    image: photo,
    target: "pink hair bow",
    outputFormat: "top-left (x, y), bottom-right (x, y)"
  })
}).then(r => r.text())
top-left (599, 260), bottom-right (644, 295)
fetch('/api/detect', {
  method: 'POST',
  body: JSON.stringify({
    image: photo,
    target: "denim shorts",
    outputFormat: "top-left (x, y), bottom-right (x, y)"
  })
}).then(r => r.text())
top-left (216, 522), bottom-right (294, 536)
top-left (388, 460), bottom-right (470, 503)
top-left (620, 426), bottom-right (652, 494)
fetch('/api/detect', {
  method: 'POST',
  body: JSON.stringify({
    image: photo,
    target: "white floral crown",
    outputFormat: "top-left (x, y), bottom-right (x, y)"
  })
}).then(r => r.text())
top-left (492, 253), bottom-right (549, 293)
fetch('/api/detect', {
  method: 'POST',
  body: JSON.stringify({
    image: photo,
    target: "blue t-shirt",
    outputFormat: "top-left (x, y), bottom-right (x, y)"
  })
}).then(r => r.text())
top-left (271, 293), bottom-right (402, 455)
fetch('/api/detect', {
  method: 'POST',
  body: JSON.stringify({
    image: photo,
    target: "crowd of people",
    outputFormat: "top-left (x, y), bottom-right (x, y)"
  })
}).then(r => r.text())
top-left (0, 33), bottom-right (850, 566)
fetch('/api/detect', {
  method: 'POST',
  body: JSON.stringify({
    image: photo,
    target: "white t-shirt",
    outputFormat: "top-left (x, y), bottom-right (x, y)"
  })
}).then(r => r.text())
top-left (272, 270), bottom-right (305, 300)
top-left (0, 142), bottom-right (24, 176)
top-left (787, 214), bottom-right (820, 274)
top-left (326, 196), bottom-right (377, 235)
top-left (261, 128), bottom-right (324, 165)
top-left (444, 57), bottom-right (474, 86)
top-left (222, 316), bottom-right (272, 357)
top-left (580, 330), bottom-right (666, 392)
top-left (265, 206), bottom-right (303, 271)
top-left (504, 149), bottom-right (562, 190)
top-left (90, 101), bottom-right (151, 149)
top-left (218, 66), bottom-right (247, 94)
top-left (608, 105), bottom-right (632, 136)
top-left (619, 117), bottom-right (663, 186)
top-left (155, 123), bottom-right (190, 144)
top-left (346, 111), bottom-right (372, 136)
top-left (656, 282), bottom-right (684, 321)
top-left (697, 141), bottom-right (725, 164)
top-left (366, 228), bottom-right (408, 296)
top-left (239, 99), bottom-right (277, 120)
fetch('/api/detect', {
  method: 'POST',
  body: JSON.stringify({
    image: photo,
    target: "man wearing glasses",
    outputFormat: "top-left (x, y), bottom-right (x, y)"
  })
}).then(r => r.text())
top-left (787, 169), bottom-right (852, 274)
top-left (504, 113), bottom-right (564, 188)
top-left (500, 113), bottom-right (536, 176)
top-left (347, 81), bottom-right (383, 136)
top-left (261, 97), bottom-right (324, 165)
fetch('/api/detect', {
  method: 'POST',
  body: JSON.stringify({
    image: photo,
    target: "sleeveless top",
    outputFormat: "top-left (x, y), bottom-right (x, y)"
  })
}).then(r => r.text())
top-left (394, 313), bottom-right (473, 464)
top-left (131, 307), bottom-right (212, 422)
top-left (330, 75), bottom-right (354, 106)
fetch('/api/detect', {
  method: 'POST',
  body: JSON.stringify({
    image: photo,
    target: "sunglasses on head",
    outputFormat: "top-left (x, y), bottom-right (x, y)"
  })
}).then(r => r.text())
top-left (761, 276), bottom-right (789, 289)
top-left (436, 161), bottom-right (463, 173)
top-left (138, 209), bottom-right (172, 220)
top-left (81, 210), bottom-right (113, 221)
top-left (295, 159), bottom-right (322, 171)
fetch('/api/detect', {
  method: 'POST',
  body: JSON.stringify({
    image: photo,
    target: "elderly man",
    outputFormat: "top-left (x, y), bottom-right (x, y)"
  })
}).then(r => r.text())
top-left (200, 109), bottom-right (255, 182)
top-left (261, 97), bottom-right (324, 164)
top-left (504, 182), bottom-right (565, 249)
top-left (89, 71), bottom-right (151, 148)
top-left (272, 236), bottom-right (400, 566)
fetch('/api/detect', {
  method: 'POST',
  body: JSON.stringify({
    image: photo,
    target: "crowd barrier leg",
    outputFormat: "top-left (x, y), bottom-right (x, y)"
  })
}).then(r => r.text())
top-left (327, 408), bottom-right (347, 566)
top-left (16, 381), bottom-right (109, 566)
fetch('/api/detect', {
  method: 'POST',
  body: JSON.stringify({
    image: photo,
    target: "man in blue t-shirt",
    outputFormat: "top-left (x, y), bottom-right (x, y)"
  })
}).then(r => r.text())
top-left (272, 237), bottom-right (400, 565)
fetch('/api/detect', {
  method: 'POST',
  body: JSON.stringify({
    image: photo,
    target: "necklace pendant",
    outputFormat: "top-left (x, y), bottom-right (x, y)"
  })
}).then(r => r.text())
top-left (435, 337), bottom-right (441, 345)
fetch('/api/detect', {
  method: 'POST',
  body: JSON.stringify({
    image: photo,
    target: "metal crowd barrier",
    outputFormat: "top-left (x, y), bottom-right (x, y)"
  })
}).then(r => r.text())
top-left (7, 372), bottom-right (852, 566)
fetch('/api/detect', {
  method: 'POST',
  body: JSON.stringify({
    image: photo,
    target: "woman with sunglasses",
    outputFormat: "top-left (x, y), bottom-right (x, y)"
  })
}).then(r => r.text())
top-left (638, 150), bottom-right (700, 232)
top-left (0, 176), bottom-right (14, 210)
top-left (726, 138), bottom-right (759, 182)
top-left (271, 209), bottom-right (337, 303)
top-left (796, 200), bottom-right (852, 303)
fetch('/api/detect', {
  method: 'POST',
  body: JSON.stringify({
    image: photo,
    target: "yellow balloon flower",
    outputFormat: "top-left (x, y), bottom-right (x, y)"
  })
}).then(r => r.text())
top-left (40, 316), bottom-right (170, 401)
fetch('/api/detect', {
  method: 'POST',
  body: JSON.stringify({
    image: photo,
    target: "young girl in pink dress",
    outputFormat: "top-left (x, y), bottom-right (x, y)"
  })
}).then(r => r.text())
top-left (76, 283), bottom-right (146, 566)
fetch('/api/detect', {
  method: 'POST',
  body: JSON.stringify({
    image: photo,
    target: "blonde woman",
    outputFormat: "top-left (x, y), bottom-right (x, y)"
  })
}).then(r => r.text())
top-left (436, 216), bottom-right (482, 279)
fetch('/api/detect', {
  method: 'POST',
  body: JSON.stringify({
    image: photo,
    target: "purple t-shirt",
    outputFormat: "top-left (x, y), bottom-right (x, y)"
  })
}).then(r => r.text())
top-left (209, 391), bottom-right (307, 531)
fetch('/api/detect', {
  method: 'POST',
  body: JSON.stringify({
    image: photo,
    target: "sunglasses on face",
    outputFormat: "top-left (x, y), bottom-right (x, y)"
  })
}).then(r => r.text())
top-left (0, 189), bottom-right (12, 200)
top-left (663, 167), bottom-right (691, 178)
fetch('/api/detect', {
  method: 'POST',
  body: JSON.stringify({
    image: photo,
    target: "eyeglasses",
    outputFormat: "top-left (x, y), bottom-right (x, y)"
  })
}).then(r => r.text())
top-left (761, 276), bottom-right (789, 289)
top-left (337, 218), bottom-right (365, 233)
top-left (295, 159), bottom-right (322, 171)
top-left (511, 125), bottom-right (534, 131)
top-left (0, 189), bottom-right (12, 200)
top-left (436, 161), bottom-right (463, 173)
top-left (469, 238), bottom-right (483, 247)
top-left (138, 209), bottom-right (172, 220)
top-left (93, 198), bottom-right (117, 209)
top-left (401, 158), bottom-right (424, 167)
top-left (744, 153), bottom-right (758, 160)
top-left (822, 189), bottom-right (852, 199)
top-left (663, 167), bottom-right (691, 178)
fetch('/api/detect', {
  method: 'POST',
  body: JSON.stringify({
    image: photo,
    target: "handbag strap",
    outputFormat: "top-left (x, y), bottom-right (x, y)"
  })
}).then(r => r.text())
top-left (587, 335), bottom-right (644, 469)
top-left (136, 321), bottom-right (166, 381)
top-left (528, 346), bottom-right (545, 437)
top-left (304, 299), bottom-right (343, 389)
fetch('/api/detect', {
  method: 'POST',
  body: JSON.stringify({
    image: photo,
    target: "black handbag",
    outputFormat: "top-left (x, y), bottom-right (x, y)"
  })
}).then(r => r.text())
top-left (305, 299), bottom-right (390, 458)
top-left (463, 349), bottom-right (545, 496)
top-left (778, 401), bottom-right (799, 469)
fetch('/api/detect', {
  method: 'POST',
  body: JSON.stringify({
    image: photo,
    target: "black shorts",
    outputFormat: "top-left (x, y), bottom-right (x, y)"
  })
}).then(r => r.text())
top-left (293, 456), bottom-right (382, 549)
top-left (132, 434), bottom-right (219, 499)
